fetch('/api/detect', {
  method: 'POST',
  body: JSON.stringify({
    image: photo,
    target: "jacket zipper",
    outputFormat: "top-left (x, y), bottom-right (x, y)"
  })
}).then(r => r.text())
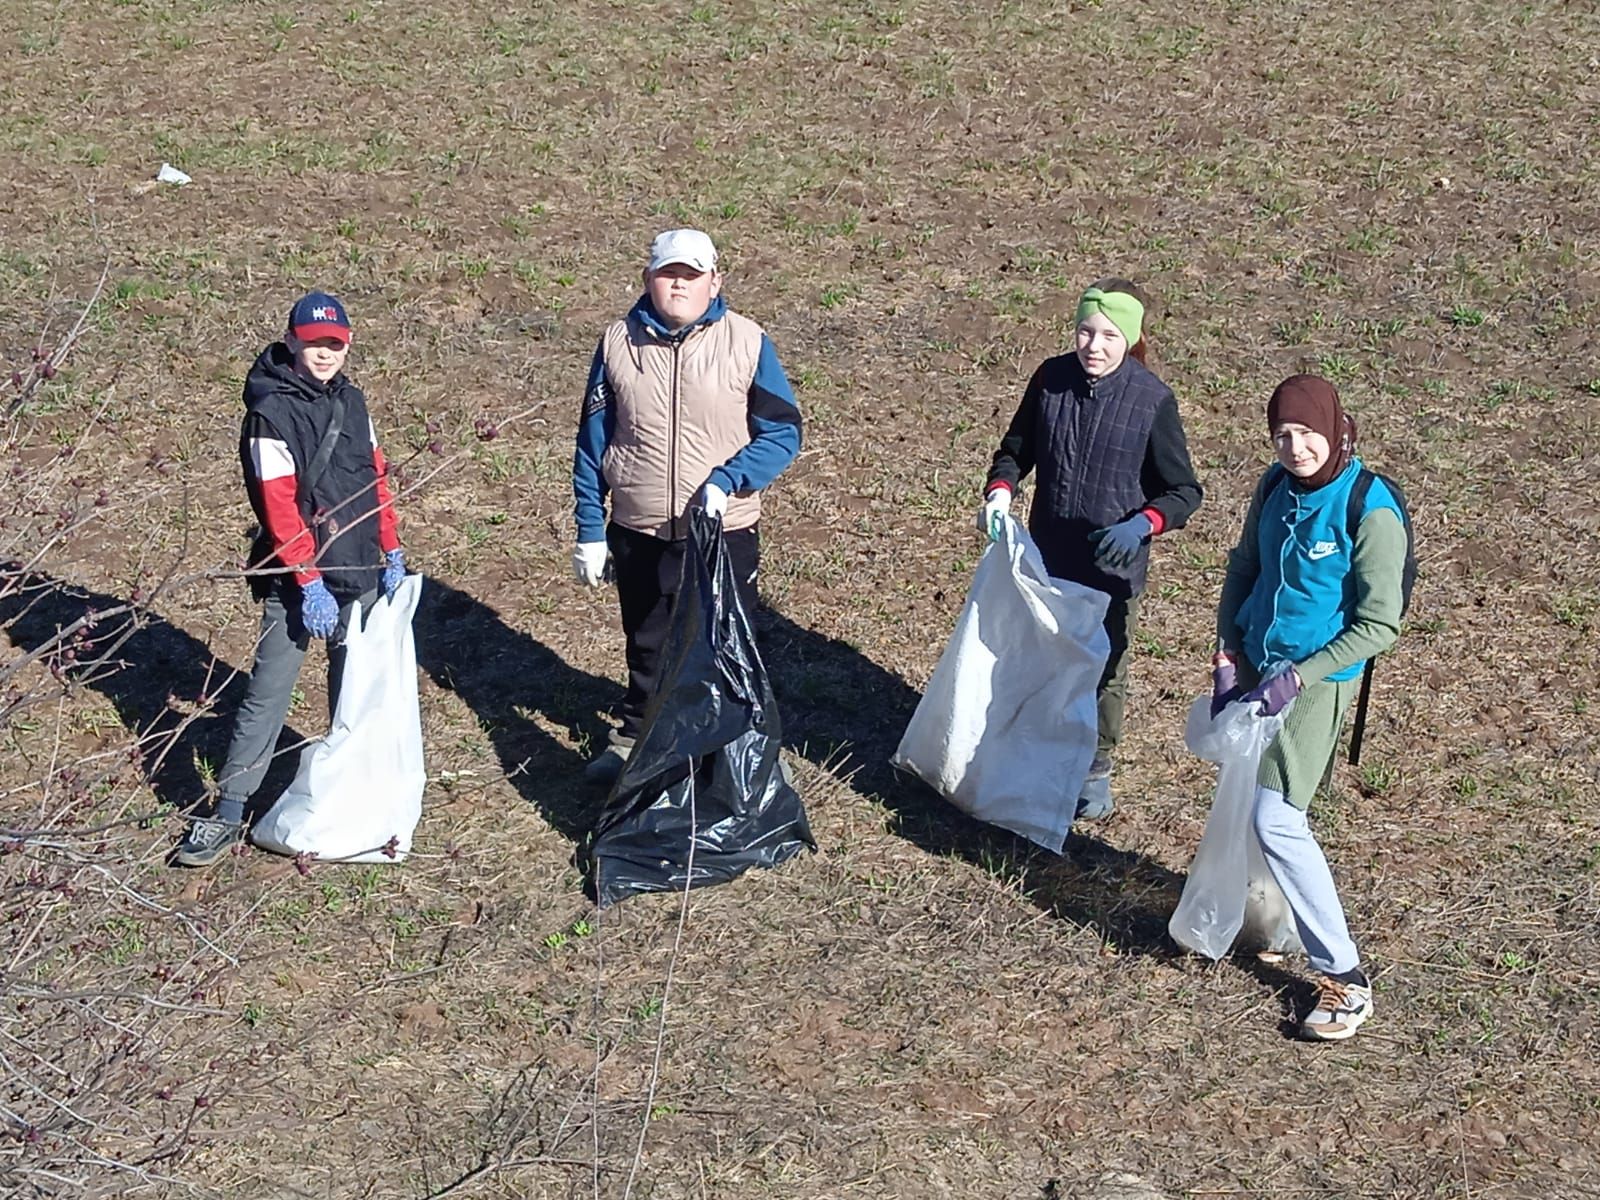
top-left (668, 336), bottom-right (682, 540)
top-left (1266, 492), bottom-right (1300, 664)
top-left (1069, 373), bottom-right (1101, 518)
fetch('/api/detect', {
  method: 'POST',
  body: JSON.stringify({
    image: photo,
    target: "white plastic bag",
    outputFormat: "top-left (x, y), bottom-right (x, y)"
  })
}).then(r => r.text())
top-left (1239, 834), bottom-right (1302, 957)
top-left (253, 574), bottom-right (425, 863)
top-left (1168, 695), bottom-right (1302, 959)
top-left (892, 516), bottom-right (1110, 853)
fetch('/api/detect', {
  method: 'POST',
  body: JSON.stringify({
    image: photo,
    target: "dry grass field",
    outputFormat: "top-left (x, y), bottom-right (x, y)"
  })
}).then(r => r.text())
top-left (3, 1), bottom-right (1599, 1196)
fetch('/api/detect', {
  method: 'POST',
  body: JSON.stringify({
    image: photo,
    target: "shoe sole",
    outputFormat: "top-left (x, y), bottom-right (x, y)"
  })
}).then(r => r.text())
top-left (173, 846), bottom-right (236, 868)
top-left (1301, 1022), bottom-right (1363, 1041)
top-left (1300, 1008), bottom-right (1371, 1041)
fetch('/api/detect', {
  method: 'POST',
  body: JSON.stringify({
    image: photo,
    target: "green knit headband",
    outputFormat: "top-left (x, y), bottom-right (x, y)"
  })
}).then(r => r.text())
top-left (1075, 287), bottom-right (1144, 346)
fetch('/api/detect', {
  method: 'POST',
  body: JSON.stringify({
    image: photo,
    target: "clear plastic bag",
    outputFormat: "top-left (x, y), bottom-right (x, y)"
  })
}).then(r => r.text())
top-left (1168, 695), bottom-right (1303, 959)
top-left (1239, 832), bottom-right (1303, 957)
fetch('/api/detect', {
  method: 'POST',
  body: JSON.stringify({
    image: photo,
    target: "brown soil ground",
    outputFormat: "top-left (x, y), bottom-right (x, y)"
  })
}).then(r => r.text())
top-left (3, 1), bottom-right (1599, 1197)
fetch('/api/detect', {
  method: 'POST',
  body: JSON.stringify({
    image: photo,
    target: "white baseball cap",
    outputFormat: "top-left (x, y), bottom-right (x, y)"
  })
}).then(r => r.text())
top-left (647, 228), bottom-right (718, 274)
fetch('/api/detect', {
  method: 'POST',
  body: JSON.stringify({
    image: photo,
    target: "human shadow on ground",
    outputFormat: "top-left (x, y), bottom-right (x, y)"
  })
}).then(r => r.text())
top-left (0, 568), bottom-right (304, 821)
top-left (753, 606), bottom-right (1192, 957)
top-left (409, 570), bottom-right (1201, 939)
top-left (411, 578), bottom-right (618, 843)
top-left (0, 571), bottom-right (624, 845)
top-left (0, 568), bottom-right (639, 846)
top-left (760, 605), bottom-right (1315, 1029)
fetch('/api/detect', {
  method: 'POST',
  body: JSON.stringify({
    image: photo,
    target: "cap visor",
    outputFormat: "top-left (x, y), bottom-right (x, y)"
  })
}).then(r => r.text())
top-left (648, 256), bottom-right (711, 273)
top-left (291, 322), bottom-right (352, 345)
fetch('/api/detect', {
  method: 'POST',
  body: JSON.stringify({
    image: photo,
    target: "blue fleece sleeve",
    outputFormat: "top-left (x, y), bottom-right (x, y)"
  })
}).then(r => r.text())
top-left (572, 343), bottom-right (613, 542)
top-left (706, 334), bottom-right (803, 495)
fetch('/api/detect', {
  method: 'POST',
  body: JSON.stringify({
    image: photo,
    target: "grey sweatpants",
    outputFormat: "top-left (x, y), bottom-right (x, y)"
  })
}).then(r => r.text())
top-left (1252, 785), bottom-right (1360, 975)
top-left (213, 588), bottom-right (366, 823)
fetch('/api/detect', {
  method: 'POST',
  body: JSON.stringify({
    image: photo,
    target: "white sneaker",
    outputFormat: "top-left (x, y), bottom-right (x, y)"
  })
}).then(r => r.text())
top-left (1301, 973), bottom-right (1373, 1041)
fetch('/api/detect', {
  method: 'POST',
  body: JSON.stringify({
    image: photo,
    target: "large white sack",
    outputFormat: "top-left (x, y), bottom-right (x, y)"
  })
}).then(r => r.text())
top-left (253, 573), bottom-right (425, 863)
top-left (891, 516), bottom-right (1110, 853)
top-left (1168, 695), bottom-right (1302, 959)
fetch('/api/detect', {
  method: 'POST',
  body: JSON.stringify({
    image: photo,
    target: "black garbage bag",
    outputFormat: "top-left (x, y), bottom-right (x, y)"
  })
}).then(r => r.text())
top-left (582, 510), bottom-right (814, 906)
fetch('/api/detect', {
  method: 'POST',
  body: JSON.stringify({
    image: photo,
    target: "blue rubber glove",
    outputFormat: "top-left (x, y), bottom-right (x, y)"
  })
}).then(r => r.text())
top-left (382, 548), bottom-right (406, 599)
top-left (1088, 513), bottom-right (1153, 570)
top-left (299, 579), bottom-right (340, 639)
top-left (1210, 654), bottom-right (1241, 718)
top-left (1240, 666), bottom-right (1302, 717)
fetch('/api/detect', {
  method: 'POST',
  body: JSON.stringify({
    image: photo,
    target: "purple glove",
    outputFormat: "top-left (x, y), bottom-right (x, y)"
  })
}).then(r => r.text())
top-left (1241, 667), bottom-right (1302, 717)
top-left (1210, 655), bottom-right (1241, 718)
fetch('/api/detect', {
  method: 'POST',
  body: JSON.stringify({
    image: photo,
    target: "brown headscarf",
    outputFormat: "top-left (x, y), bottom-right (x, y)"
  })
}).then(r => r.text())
top-left (1266, 374), bottom-right (1356, 490)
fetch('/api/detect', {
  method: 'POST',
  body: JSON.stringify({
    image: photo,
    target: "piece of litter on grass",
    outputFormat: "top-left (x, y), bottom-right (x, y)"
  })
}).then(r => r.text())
top-left (156, 163), bottom-right (192, 186)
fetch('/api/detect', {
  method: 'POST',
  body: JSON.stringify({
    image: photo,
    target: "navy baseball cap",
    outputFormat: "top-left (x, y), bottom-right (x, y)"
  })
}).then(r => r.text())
top-left (288, 291), bottom-right (352, 345)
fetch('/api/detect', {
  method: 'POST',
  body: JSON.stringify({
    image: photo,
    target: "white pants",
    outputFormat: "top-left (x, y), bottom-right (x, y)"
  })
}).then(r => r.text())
top-left (1252, 786), bottom-right (1359, 975)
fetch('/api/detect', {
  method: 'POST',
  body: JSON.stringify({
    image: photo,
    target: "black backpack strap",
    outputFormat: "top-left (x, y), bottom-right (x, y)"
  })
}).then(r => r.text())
top-left (1348, 658), bottom-right (1375, 766)
top-left (1345, 467), bottom-right (1374, 541)
top-left (297, 389), bottom-right (348, 509)
top-left (1344, 467), bottom-right (1376, 764)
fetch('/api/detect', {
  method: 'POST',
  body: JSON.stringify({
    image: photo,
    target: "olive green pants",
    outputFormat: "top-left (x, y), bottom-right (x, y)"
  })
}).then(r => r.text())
top-left (1095, 595), bottom-right (1139, 762)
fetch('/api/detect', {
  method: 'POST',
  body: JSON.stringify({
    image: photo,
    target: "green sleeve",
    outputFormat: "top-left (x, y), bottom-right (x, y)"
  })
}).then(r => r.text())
top-left (1295, 507), bottom-right (1406, 685)
top-left (1215, 486), bottom-right (1264, 656)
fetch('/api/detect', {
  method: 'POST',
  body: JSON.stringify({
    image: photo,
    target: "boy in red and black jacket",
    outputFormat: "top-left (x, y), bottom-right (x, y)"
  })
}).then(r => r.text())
top-left (175, 292), bottom-right (405, 866)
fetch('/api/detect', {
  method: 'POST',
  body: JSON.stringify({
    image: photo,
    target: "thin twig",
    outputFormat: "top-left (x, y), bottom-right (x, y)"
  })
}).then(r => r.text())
top-left (418, 1155), bottom-right (615, 1200)
top-left (621, 767), bottom-right (697, 1200)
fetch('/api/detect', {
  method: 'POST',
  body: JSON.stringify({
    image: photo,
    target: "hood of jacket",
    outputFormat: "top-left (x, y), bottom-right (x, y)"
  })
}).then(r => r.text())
top-left (629, 294), bottom-right (728, 341)
top-left (244, 342), bottom-right (347, 411)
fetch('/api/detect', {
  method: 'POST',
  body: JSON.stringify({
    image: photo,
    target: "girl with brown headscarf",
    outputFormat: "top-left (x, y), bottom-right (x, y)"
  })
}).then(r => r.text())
top-left (1210, 374), bottom-right (1409, 1042)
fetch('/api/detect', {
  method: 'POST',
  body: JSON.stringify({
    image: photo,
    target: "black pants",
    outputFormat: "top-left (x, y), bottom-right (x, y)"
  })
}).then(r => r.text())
top-left (608, 522), bottom-right (760, 740)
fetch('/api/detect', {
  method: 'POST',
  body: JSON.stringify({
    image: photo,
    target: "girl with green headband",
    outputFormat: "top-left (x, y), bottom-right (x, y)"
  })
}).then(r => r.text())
top-left (982, 278), bottom-right (1203, 821)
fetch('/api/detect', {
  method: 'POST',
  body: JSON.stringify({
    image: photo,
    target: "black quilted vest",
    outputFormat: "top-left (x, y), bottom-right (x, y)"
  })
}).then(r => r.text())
top-left (1026, 353), bottom-right (1169, 599)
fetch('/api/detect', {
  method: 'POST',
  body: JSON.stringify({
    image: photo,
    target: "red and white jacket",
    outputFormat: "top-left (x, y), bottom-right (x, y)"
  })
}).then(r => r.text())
top-left (240, 343), bottom-right (399, 600)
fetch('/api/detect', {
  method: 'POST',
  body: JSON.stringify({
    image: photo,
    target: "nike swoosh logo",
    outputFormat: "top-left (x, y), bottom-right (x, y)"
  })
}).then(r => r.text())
top-left (1307, 546), bottom-right (1338, 560)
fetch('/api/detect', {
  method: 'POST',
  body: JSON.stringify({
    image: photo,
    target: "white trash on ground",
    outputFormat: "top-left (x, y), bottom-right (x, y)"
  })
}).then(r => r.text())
top-left (155, 163), bottom-right (192, 185)
top-left (1169, 695), bottom-right (1304, 959)
top-left (253, 574), bottom-right (425, 864)
top-left (892, 515), bottom-right (1110, 853)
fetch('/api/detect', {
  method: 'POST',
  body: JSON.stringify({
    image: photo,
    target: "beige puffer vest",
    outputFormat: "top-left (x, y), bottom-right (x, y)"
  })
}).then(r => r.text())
top-left (602, 308), bottom-right (764, 540)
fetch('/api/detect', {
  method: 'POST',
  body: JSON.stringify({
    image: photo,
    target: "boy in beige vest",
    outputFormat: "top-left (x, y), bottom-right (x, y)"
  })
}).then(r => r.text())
top-left (572, 229), bottom-right (803, 785)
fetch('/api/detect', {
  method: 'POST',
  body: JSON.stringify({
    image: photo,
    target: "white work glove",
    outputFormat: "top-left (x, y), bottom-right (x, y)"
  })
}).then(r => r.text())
top-left (572, 541), bottom-right (613, 587)
top-left (699, 482), bottom-right (729, 520)
top-left (977, 488), bottom-right (1011, 542)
